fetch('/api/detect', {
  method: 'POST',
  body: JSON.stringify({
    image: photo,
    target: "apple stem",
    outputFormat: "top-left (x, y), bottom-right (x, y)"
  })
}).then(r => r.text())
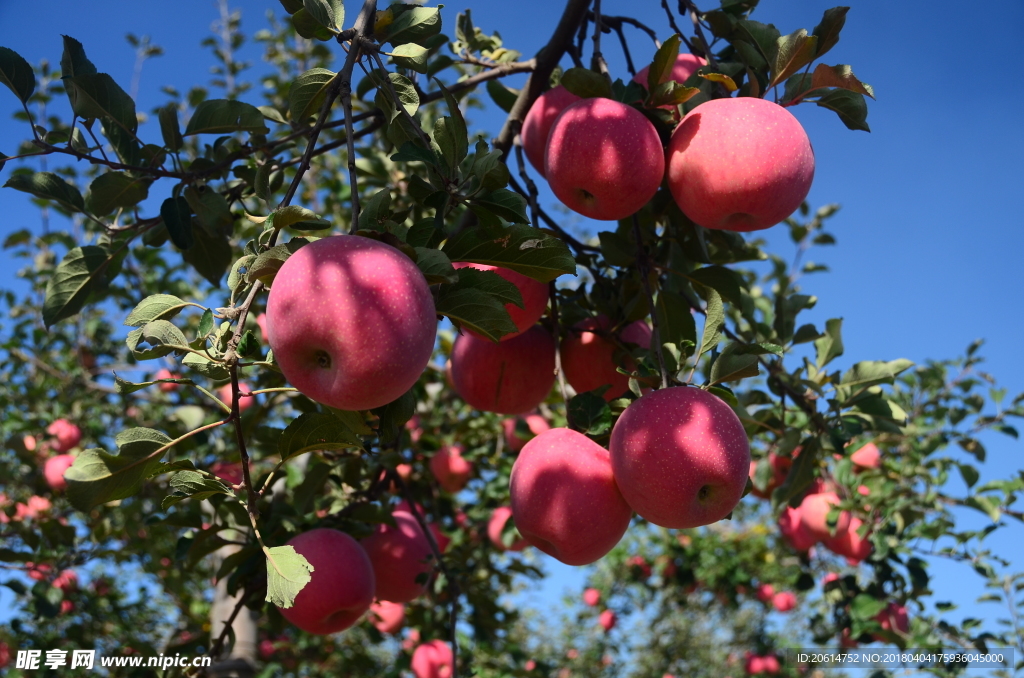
top-left (632, 215), bottom-right (669, 389)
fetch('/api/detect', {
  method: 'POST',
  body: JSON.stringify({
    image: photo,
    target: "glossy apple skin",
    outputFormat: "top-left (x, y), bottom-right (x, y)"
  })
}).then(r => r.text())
top-left (277, 528), bottom-right (375, 635)
top-left (502, 414), bottom-right (551, 452)
top-left (667, 97), bottom-right (815, 232)
top-left (360, 511), bottom-right (434, 603)
top-left (521, 85), bottom-right (580, 177)
top-left (583, 587), bottom-right (601, 607)
top-left (850, 442), bottom-right (881, 469)
top-left (430, 444), bottom-right (473, 493)
top-left (609, 387), bottom-right (750, 528)
top-left (266, 235), bottom-right (437, 411)
top-left (44, 455), bottom-right (75, 492)
top-left (560, 316), bottom-right (652, 402)
top-left (411, 639), bottom-right (454, 678)
top-left (798, 491), bottom-right (851, 542)
top-left (487, 506), bottom-right (527, 552)
top-left (633, 53), bottom-right (708, 109)
top-left (824, 516), bottom-right (873, 563)
top-left (450, 325), bottom-right (556, 415)
top-left (510, 428), bottom-right (632, 565)
top-left (368, 600), bottom-right (405, 634)
top-left (545, 98), bottom-right (665, 221)
top-left (452, 263), bottom-right (548, 340)
top-left (47, 419), bottom-right (81, 453)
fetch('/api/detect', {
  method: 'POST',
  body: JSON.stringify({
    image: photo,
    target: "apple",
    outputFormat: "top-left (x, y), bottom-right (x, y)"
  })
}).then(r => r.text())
top-left (450, 325), bottom-right (556, 415)
top-left (487, 506), bottom-right (527, 552)
top-left (583, 587), bottom-right (601, 607)
top-left (560, 316), bottom-right (652, 402)
top-left (255, 312), bottom-right (269, 343)
top-left (633, 53), bottom-right (708, 109)
top-left (748, 450), bottom-right (795, 499)
top-left (258, 639), bottom-right (276, 660)
top-left (857, 484), bottom-right (871, 496)
top-left (26, 562), bottom-right (53, 581)
top-left (666, 97), bottom-right (815, 232)
top-left (798, 491), bottom-right (851, 542)
top-left (368, 600), bottom-right (405, 634)
top-left (452, 262), bottom-right (548, 340)
top-left (429, 445), bottom-right (473, 493)
top-left (0, 642), bottom-right (9, 669)
top-left (520, 85), bottom-right (580, 177)
top-left (218, 382), bottom-right (254, 413)
top-left (47, 419), bottom-right (81, 452)
top-left (266, 235), bottom-right (437, 411)
top-left (627, 555), bottom-right (652, 579)
top-left (411, 639), bottom-right (453, 678)
top-left (154, 368), bottom-right (180, 392)
top-left (755, 583), bottom-right (774, 603)
top-left (43, 454), bottom-right (75, 492)
top-left (510, 428), bottom-right (633, 565)
top-left (53, 569), bottom-right (77, 593)
top-left (850, 442), bottom-right (881, 469)
top-left (873, 602), bottom-right (909, 639)
top-left (60, 600), bottom-right (74, 615)
top-left (525, 659), bottom-right (537, 671)
top-left (772, 591), bottom-right (797, 612)
top-left (502, 413), bottom-right (551, 452)
top-left (609, 386), bottom-right (750, 528)
top-left (822, 572), bottom-right (840, 586)
top-left (778, 506), bottom-right (816, 551)
top-left (545, 97), bottom-right (665, 221)
top-left (598, 609), bottom-right (616, 632)
top-left (361, 510), bottom-right (435, 603)
top-left (275, 528), bottom-right (375, 634)
top-left (22, 435), bottom-right (36, 451)
top-left (429, 523), bottom-right (451, 554)
top-left (15, 495), bottom-right (51, 521)
top-left (824, 516), bottom-right (873, 564)
top-left (210, 461), bottom-right (244, 486)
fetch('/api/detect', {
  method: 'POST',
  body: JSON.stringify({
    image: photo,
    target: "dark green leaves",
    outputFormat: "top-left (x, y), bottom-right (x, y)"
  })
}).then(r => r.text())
top-left (86, 172), bottom-right (150, 216)
top-left (388, 44), bottom-right (430, 73)
top-left (372, 388), bottom-right (418, 445)
top-left (64, 73), bottom-right (137, 134)
top-left (289, 68), bottom-right (336, 122)
top-left (814, 317), bottom-right (844, 368)
top-left (64, 428), bottom-right (174, 511)
top-left (162, 471), bottom-right (232, 509)
top-left (816, 89), bottom-right (870, 132)
top-left (442, 225), bottom-right (575, 283)
top-left (377, 5), bottom-right (443, 47)
top-left (246, 241), bottom-right (307, 286)
top-left (709, 343), bottom-right (760, 385)
top-left (60, 35), bottom-right (97, 78)
top-left (560, 67), bottom-right (612, 99)
top-left (303, 0), bottom-right (344, 33)
top-left (124, 294), bottom-right (195, 327)
top-left (812, 7), bottom-right (850, 59)
top-left (278, 413), bottom-right (363, 462)
top-left (43, 246), bottom-right (116, 327)
top-left (161, 196), bottom-right (194, 250)
top-left (265, 545), bottom-right (314, 608)
top-left (185, 99), bottom-right (270, 136)
top-left (0, 46), bottom-right (36, 103)
top-left (469, 188), bottom-right (530, 226)
top-left (182, 226), bottom-right (233, 286)
top-left (414, 247), bottom-right (458, 284)
top-left (4, 172), bottom-right (85, 213)
top-left (158, 104), bottom-right (184, 151)
top-left (435, 268), bottom-right (521, 342)
top-left (567, 392), bottom-right (612, 436)
top-left (647, 34), bottom-right (682, 91)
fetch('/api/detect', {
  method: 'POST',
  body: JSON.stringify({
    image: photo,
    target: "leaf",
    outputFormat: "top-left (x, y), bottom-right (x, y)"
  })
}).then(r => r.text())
top-left (358, 189), bottom-right (392, 231)
top-left (378, 6), bottom-right (442, 47)
top-left (812, 6), bottom-right (850, 59)
top-left (388, 44), bottom-right (429, 73)
top-left (162, 471), bottom-right (232, 509)
top-left (372, 387), bottom-right (418, 445)
top-left (86, 172), bottom-right (150, 216)
top-left (710, 343), bottom-right (760, 385)
top-left (736, 20), bottom-right (781, 71)
top-left (0, 46), bottom-right (36, 103)
top-left (686, 265), bottom-right (743, 305)
top-left (697, 289), bottom-right (724, 358)
top-left (697, 71), bottom-right (738, 92)
top-left (63, 73), bottom-right (137, 134)
top-left (43, 246), bottom-right (115, 327)
top-left (850, 593), bottom-right (887, 621)
top-left (182, 353), bottom-right (230, 380)
top-left (442, 225), bottom-right (575, 283)
top-left (124, 294), bottom-right (194, 327)
top-left (264, 545), bottom-right (314, 608)
top-left (141, 319), bottom-right (190, 352)
top-left (647, 34), bottom-right (681, 91)
top-left (486, 79), bottom-right (518, 113)
top-left (4, 171), bottom-right (85, 213)
top-left (840, 359), bottom-right (914, 389)
top-left (182, 226), bottom-right (233, 286)
top-left (302, 0), bottom-right (340, 32)
top-left (560, 67), bottom-right (612, 99)
top-left (648, 81), bottom-right (700, 108)
top-left (435, 80), bottom-right (469, 168)
top-left (114, 374), bottom-right (190, 395)
top-left (792, 323), bottom-right (822, 344)
top-left (185, 99), bottom-right (270, 135)
top-left (184, 185), bottom-right (233, 236)
top-left (810, 63), bottom-right (875, 98)
top-left (816, 89), bottom-right (870, 132)
top-left (289, 68), bottom-right (336, 122)
top-left (60, 35), bottom-right (97, 78)
top-left (958, 463), bottom-right (980, 489)
top-left (279, 412), bottom-right (363, 462)
top-left (436, 285), bottom-right (518, 342)
top-left (470, 188), bottom-right (530, 225)
top-left (814, 317), bottom-right (844, 368)
top-left (414, 247), bottom-right (458, 284)
top-left (770, 29), bottom-right (818, 88)
top-left (271, 204), bottom-right (330, 231)
top-left (158, 104), bottom-right (183, 151)
top-left (291, 8), bottom-right (334, 40)
top-left (567, 392), bottom-right (612, 436)
top-left (655, 289), bottom-right (697, 349)
top-left (64, 428), bottom-right (175, 511)
top-left (161, 196), bottom-right (194, 250)
top-left (246, 240), bottom-right (309, 285)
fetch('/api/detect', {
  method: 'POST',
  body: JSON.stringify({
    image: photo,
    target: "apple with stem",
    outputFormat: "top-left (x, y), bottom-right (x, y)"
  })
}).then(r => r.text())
top-left (453, 262), bottom-right (548, 340)
top-left (450, 325), bottom-right (556, 415)
top-left (560, 316), bottom-right (652, 402)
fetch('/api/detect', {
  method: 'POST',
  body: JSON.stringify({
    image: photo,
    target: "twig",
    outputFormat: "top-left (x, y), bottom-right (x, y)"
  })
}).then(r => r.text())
top-left (206, 589), bottom-right (250, 660)
top-left (507, 175), bottom-right (599, 253)
top-left (609, 22), bottom-right (636, 76)
top-left (229, 365), bottom-right (260, 523)
top-left (549, 283), bottom-right (570, 405)
top-left (601, 14), bottom-right (660, 47)
top-left (590, 0), bottom-right (608, 75)
top-left (632, 215), bottom-right (668, 389)
top-left (680, 0), bottom-right (719, 68)
top-left (661, 0), bottom-right (686, 40)
top-left (368, 48), bottom-right (433, 148)
top-left (513, 140), bottom-right (540, 226)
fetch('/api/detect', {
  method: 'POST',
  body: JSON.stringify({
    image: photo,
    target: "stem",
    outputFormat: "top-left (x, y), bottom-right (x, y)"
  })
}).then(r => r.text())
top-left (590, 0), bottom-right (607, 75)
top-left (230, 365), bottom-right (260, 523)
top-left (632, 215), bottom-right (668, 389)
top-left (549, 282), bottom-right (570, 405)
top-left (512, 140), bottom-right (539, 226)
top-left (507, 176), bottom-right (599, 253)
top-left (680, 0), bottom-right (719, 69)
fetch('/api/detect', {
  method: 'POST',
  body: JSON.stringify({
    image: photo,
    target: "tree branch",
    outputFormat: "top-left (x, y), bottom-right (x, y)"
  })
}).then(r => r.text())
top-left (632, 215), bottom-right (668, 389)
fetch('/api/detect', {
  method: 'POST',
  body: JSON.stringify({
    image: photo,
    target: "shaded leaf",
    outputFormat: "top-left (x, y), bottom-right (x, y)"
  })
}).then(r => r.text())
top-left (814, 317), bottom-right (844, 368)
top-left (567, 391), bottom-right (612, 436)
top-left (278, 413), bottom-right (362, 462)
top-left (560, 67), bottom-right (612, 99)
top-left (4, 172), bottom-right (84, 213)
top-left (43, 246), bottom-right (114, 327)
top-left (161, 196), bottom-right (194, 250)
top-left (442, 224), bottom-right (575, 283)
top-left (158, 104), bottom-right (183, 152)
top-left (182, 226), bottom-right (233, 286)
top-left (64, 73), bottom-right (137, 134)
top-left (289, 68), bottom-right (336, 122)
top-left (810, 63), bottom-right (875, 98)
top-left (415, 247), bottom-right (458, 284)
top-left (0, 46), bottom-right (36, 103)
top-left (185, 99), bottom-right (270, 135)
top-left (86, 172), bottom-right (150, 216)
top-left (816, 89), bottom-right (870, 132)
top-left (812, 6), bottom-right (849, 59)
top-left (64, 428), bottom-right (175, 511)
top-left (771, 29), bottom-right (818, 87)
top-left (124, 294), bottom-right (194, 327)
top-left (162, 471), bottom-right (231, 509)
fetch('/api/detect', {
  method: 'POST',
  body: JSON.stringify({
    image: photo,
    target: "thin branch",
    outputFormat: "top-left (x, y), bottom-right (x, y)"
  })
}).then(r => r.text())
top-left (680, 0), bottom-right (719, 68)
top-left (549, 282), bottom-right (570, 405)
top-left (206, 588), bottom-right (250, 660)
top-left (513, 139), bottom-right (540, 227)
top-left (507, 175), bottom-right (599, 253)
top-left (610, 23), bottom-right (636, 76)
top-left (632, 215), bottom-right (668, 389)
top-left (590, 0), bottom-right (608, 75)
top-left (661, 0), bottom-right (686, 40)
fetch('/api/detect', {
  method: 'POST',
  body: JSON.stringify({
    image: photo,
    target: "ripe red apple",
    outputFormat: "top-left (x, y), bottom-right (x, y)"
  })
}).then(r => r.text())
top-left (510, 428), bottom-right (633, 565)
top-left (450, 325), bottom-right (556, 415)
top-left (778, 506), bottom-right (816, 551)
top-left (857, 484), bottom-right (871, 496)
top-left (487, 506), bottom-right (527, 552)
top-left (583, 587), bottom-right (601, 607)
top-left (276, 528), bottom-right (375, 634)
top-left (411, 639), bottom-right (453, 678)
top-left (218, 382), bottom-right (254, 413)
top-left (666, 97), bottom-right (815, 232)
top-left (873, 602), bottom-right (909, 640)
top-left (822, 572), bottom-right (840, 586)
top-left (850, 442), bottom-right (881, 469)
top-left (255, 312), bottom-right (269, 343)
top-left (598, 609), bottom-right (616, 632)
top-left (609, 387), bottom-right (750, 528)
top-left (429, 445), bottom-right (473, 493)
top-left (545, 98), bottom-right (665, 221)
top-left (210, 461), bottom-right (244, 486)
top-left (53, 569), bottom-right (77, 593)
top-left (824, 516), bottom-right (873, 564)
top-left (502, 413), bottom-right (550, 452)
top-left (521, 85), bottom-right (580, 177)
top-left (368, 600), bottom-right (405, 634)
top-left (361, 510), bottom-right (435, 603)
top-left (44, 454), bottom-right (75, 492)
top-left (772, 591), bottom-right (797, 612)
top-left (560, 316), bottom-right (652, 402)
top-left (748, 451), bottom-right (794, 499)
top-left (633, 53), bottom-right (708, 109)
top-left (452, 262), bottom-right (548, 340)
top-left (154, 368), bottom-right (179, 392)
top-left (46, 419), bottom-right (81, 453)
top-left (798, 491), bottom-right (851, 542)
top-left (756, 583), bottom-right (774, 603)
top-left (60, 599), bottom-right (74, 615)
top-left (627, 555), bottom-right (652, 579)
top-left (266, 235), bottom-right (437, 411)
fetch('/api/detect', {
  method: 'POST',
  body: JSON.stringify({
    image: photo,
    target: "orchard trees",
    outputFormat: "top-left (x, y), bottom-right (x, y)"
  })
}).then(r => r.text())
top-left (0, 0), bottom-right (1022, 677)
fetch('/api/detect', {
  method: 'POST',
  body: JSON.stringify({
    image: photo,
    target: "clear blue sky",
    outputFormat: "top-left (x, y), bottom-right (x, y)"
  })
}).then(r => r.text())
top-left (1, 0), bottom-right (1022, 651)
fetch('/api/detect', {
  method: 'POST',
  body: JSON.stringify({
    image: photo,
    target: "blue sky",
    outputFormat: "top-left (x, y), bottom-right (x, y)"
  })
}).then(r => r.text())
top-left (1, 0), bottom-right (1022, 654)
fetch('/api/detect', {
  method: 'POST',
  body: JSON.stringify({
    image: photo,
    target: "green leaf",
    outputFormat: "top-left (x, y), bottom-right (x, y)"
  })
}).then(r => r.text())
top-left (182, 353), bottom-right (230, 380)
top-left (302, 0), bottom-right (341, 32)
top-left (114, 374), bottom-right (190, 395)
top-left (271, 204), bottom-right (331, 231)
top-left (648, 81), bottom-right (700, 108)
top-left (158, 104), bottom-right (183, 151)
top-left (161, 196), bottom-right (194, 250)
top-left (442, 224), bottom-right (575, 283)
top-left (124, 294), bottom-right (194, 327)
top-left (470, 188), bottom-right (530, 225)
top-left (185, 99), bottom-right (270, 135)
top-left (436, 280), bottom-right (519, 343)
top-left (840, 359), bottom-right (914, 389)
top-left (388, 44), bottom-right (429, 73)
top-left (140, 319), bottom-right (190, 352)
top-left (686, 265), bottom-right (743, 306)
top-left (710, 343), bottom-right (760, 385)
top-left (736, 20), bottom-right (781, 71)
top-left (379, 6), bottom-right (443, 47)
top-left (414, 247), bottom-right (458, 284)
top-left (655, 289), bottom-right (697, 350)
top-left (435, 80), bottom-right (469, 167)
top-left (291, 8), bottom-right (334, 40)
top-left (372, 388), bottom-right (418, 444)
top-left (86, 172), bottom-right (150, 216)
top-left (964, 495), bottom-right (1001, 522)
top-left (264, 545), bottom-right (314, 608)
top-left (162, 471), bottom-right (232, 509)
top-left (560, 67), bottom-right (612, 99)
top-left (182, 226), bottom-right (233, 286)
top-left (697, 289), bottom-right (724, 358)
top-left (184, 185), bottom-right (233, 236)
top-left (4, 171), bottom-right (85, 213)
top-left (327, 408), bottom-right (374, 436)
top-left (816, 89), bottom-right (870, 132)
top-left (486, 79), bottom-right (518, 113)
top-left (850, 593), bottom-right (887, 621)
top-left (279, 412), bottom-right (363, 462)
top-left (812, 6), bottom-right (850, 59)
top-left (567, 391), bottom-right (612, 436)
top-left (246, 239), bottom-right (309, 285)
top-left (648, 34), bottom-right (681, 91)
top-left (289, 68), bottom-right (336, 122)
top-left (64, 73), bottom-right (137, 134)
top-left (810, 63), bottom-right (875, 98)
top-left (791, 323), bottom-right (822, 344)
top-left (770, 29), bottom-right (818, 88)
top-left (814, 317), bottom-right (844, 368)
top-left (696, 71), bottom-right (738, 92)
top-left (64, 428), bottom-right (175, 511)
top-left (0, 46), bottom-right (36, 103)
top-left (958, 463), bottom-right (980, 489)
top-left (60, 35), bottom-right (97, 78)
top-left (358, 189), bottom-right (393, 231)
top-left (43, 246), bottom-right (115, 327)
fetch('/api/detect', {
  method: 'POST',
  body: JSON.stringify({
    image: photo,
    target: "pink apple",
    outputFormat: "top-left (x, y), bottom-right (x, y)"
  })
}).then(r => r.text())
top-left (598, 609), bottom-right (616, 632)
top-left (369, 600), bottom-right (405, 634)
top-left (857, 484), bottom-right (871, 496)
top-left (266, 235), bottom-right (437, 411)
top-left (560, 316), bottom-right (652, 402)
top-left (0, 642), bottom-right (9, 669)
top-left (60, 599), bottom-right (74, 615)
top-left (627, 555), bottom-right (652, 579)
top-left (255, 312), bottom-right (269, 343)
top-left (450, 325), bottom-right (556, 415)
top-left (761, 655), bottom-right (781, 674)
top-left (411, 639), bottom-right (453, 678)
top-left (47, 419), bottom-right (81, 452)
top-left (510, 428), bottom-right (632, 565)
top-left (429, 445), bottom-right (473, 493)
top-left (748, 451), bottom-right (794, 499)
top-left (778, 506), bottom-right (816, 551)
top-left (583, 587), bottom-right (601, 607)
top-left (429, 523), bottom-right (451, 554)
top-left (452, 262), bottom-right (548, 340)
top-left (633, 53), bottom-right (708, 109)
top-left (23, 435), bottom-right (36, 451)
top-left (667, 97), bottom-right (815, 232)
top-left (824, 516), bottom-right (873, 563)
top-left (53, 569), bottom-right (77, 593)
top-left (487, 506), bottom-right (527, 552)
top-left (361, 511), bottom-right (435, 603)
top-left (276, 528), bottom-right (375, 634)
top-left (873, 602), bottom-right (909, 639)
top-left (521, 85), bottom-right (580, 177)
top-left (744, 654), bottom-right (765, 675)
top-left (502, 414), bottom-right (551, 452)
top-left (755, 583), bottom-right (774, 603)
top-left (850, 442), bottom-right (881, 469)
top-left (210, 461), bottom-right (244, 486)
top-left (154, 368), bottom-right (180, 392)
top-left (545, 98), bottom-right (665, 221)
top-left (26, 562), bottom-right (53, 581)
top-left (525, 659), bottom-right (537, 671)
top-left (15, 495), bottom-right (51, 521)
top-left (822, 572), bottom-right (840, 586)
top-left (218, 382), bottom-right (254, 413)
top-left (609, 387), bottom-right (750, 528)
top-left (772, 591), bottom-right (797, 612)
top-left (44, 454), bottom-right (75, 492)
top-left (798, 491), bottom-right (851, 542)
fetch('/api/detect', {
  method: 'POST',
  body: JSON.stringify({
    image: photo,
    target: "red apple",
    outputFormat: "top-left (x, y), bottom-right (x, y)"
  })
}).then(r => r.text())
top-left (255, 312), bottom-right (269, 343)
top-left (60, 599), bottom-right (74, 615)
top-left (609, 387), bottom-right (750, 528)
top-left (0, 642), bottom-right (9, 669)
top-left (411, 639), bottom-right (453, 678)
top-left (502, 414), bottom-right (551, 452)
top-left (521, 85), bottom-right (581, 177)
top-left (53, 569), bottom-right (77, 593)
top-left (452, 262), bottom-right (548, 340)
top-left (361, 511), bottom-right (435, 603)
top-left (510, 428), bottom-right (632, 565)
top-left (761, 655), bottom-right (781, 674)
top-left (22, 435), bottom-right (36, 451)
top-left (633, 53), bottom-right (708, 109)
top-left (47, 419), bottom-right (81, 452)
top-left (487, 506), bottom-right (527, 552)
top-left (583, 587), bottom-right (601, 607)
top-left (429, 445), bottom-right (472, 493)
top-left (667, 97), bottom-right (815, 232)
top-left (429, 523), bottom-right (451, 554)
top-left (210, 461), bottom-right (244, 486)
top-left (772, 591), bottom-right (796, 612)
top-left (154, 368), bottom-right (180, 392)
top-left (822, 572), bottom-right (840, 586)
top-left (598, 609), bottom-right (616, 632)
top-left (43, 454), bottom-right (75, 492)
top-left (748, 451), bottom-right (794, 499)
top-left (218, 382), bottom-right (254, 413)
top-left (873, 602), bottom-right (909, 639)
top-left (755, 583), bottom-right (774, 603)
top-left (824, 516), bottom-right (873, 564)
top-left (266, 235), bottom-right (437, 411)
top-left (545, 98), bottom-right (665, 221)
top-left (850, 442), bottom-right (881, 469)
top-left (627, 555), bottom-right (652, 579)
top-left (450, 325), bottom-right (556, 415)
top-left (857, 484), bottom-right (871, 496)
top-left (798, 491), bottom-right (851, 542)
top-left (778, 506), bottom-right (816, 551)
top-left (560, 316), bottom-right (652, 402)
top-left (276, 528), bottom-right (375, 634)
top-left (369, 600), bottom-right (405, 634)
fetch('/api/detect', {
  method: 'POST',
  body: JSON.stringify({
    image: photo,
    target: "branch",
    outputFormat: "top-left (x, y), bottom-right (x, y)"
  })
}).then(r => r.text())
top-left (679, 0), bottom-right (719, 68)
top-left (507, 175), bottom-right (599, 253)
top-left (589, 0), bottom-right (608, 75)
top-left (548, 282), bottom-right (571, 404)
top-left (421, 60), bottom-right (537, 103)
top-left (632, 215), bottom-right (668, 389)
